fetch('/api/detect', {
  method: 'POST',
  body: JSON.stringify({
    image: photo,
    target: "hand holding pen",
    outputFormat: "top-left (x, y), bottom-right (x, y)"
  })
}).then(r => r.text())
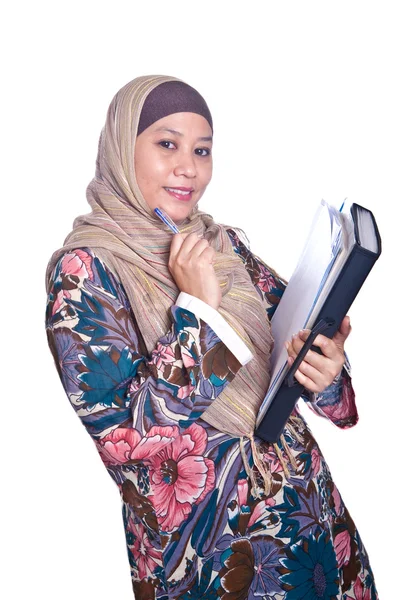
top-left (154, 207), bottom-right (221, 310)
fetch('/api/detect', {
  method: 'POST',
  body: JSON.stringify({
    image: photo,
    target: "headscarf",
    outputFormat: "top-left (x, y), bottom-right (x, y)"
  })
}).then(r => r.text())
top-left (45, 74), bottom-right (296, 495)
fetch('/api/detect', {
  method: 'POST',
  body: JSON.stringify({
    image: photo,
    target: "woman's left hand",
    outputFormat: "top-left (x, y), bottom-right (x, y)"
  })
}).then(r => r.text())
top-left (284, 316), bottom-right (352, 393)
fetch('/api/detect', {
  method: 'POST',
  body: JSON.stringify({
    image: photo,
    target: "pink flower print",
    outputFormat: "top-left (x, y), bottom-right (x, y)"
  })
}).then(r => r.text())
top-left (98, 425), bottom-right (179, 466)
top-left (128, 378), bottom-right (141, 395)
top-left (262, 447), bottom-right (284, 474)
top-left (127, 517), bottom-right (163, 579)
top-left (311, 447), bottom-right (321, 476)
top-left (147, 422), bottom-right (215, 532)
top-left (177, 383), bottom-right (196, 400)
top-left (334, 530), bottom-right (351, 568)
top-left (134, 425), bottom-right (180, 461)
top-left (151, 342), bottom-right (176, 374)
top-left (258, 264), bottom-right (276, 293)
top-left (332, 483), bottom-right (342, 516)
top-left (52, 288), bottom-right (71, 316)
top-left (97, 428), bottom-right (142, 465)
top-left (319, 375), bottom-right (358, 427)
top-left (247, 497), bottom-right (276, 529)
top-left (61, 249), bottom-right (93, 281)
top-left (238, 478), bottom-right (249, 507)
top-left (52, 250), bottom-right (93, 316)
top-left (354, 575), bottom-right (372, 600)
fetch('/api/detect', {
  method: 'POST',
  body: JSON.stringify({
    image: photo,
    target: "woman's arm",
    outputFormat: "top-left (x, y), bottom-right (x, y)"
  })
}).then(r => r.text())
top-left (226, 227), bottom-right (358, 429)
top-left (45, 247), bottom-right (250, 465)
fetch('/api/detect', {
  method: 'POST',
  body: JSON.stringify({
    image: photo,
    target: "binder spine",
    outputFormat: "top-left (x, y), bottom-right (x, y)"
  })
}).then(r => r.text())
top-left (313, 245), bottom-right (379, 339)
top-left (255, 382), bottom-right (305, 442)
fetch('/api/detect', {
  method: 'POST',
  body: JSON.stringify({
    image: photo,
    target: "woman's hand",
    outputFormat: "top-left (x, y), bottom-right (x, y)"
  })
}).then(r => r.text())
top-left (284, 316), bottom-right (352, 393)
top-left (168, 232), bottom-right (222, 310)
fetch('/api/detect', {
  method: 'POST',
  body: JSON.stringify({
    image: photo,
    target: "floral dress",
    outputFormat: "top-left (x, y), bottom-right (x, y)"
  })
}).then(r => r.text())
top-left (45, 228), bottom-right (379, 600)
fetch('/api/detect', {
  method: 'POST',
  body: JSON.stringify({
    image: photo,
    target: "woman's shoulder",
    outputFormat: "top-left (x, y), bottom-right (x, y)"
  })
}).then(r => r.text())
top-left (48, 246), bottom-right (116, 288)
top-left (46, 246), bottom-right (131, 317)
top-left (224, 225), bottom-right (288, 290)
top-left (225, 226), bottom-right (251, 251)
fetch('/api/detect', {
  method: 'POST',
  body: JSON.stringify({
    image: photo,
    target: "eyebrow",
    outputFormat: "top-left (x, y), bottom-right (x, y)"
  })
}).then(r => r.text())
top-left (153, 127), bottom-right (213, 142)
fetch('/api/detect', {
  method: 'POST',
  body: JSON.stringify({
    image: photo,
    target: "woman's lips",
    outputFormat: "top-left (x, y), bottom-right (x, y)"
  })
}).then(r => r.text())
top-left (164, 187), bottom-right (193, 202)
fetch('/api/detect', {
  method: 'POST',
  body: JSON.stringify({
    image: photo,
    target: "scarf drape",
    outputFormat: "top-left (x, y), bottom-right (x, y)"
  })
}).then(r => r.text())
top-left (45, 75), bottom-right (298, 495)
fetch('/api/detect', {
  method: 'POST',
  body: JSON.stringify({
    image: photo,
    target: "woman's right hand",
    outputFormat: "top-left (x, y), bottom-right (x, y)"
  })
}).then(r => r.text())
top-left (168, 232), bottom-right (222, 310)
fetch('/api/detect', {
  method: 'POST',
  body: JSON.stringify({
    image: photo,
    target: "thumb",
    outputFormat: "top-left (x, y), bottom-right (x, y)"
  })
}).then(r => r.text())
top-left (332, 315), bottom-right (352, 348)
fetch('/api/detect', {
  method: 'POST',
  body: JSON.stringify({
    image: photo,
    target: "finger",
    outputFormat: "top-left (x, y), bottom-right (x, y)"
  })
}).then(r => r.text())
top-left (198, 245), bottom-right (216, 264)
top-left (169, 232), bottom-right (187, 261)
top-left (289, 354), bottom-right (333, 389)
top-left (339, 315), bottom-right (351, 334)
top-left (178, 232), bottom-right (207, 259)
top-left (289, 333), bottom-right (329, 369)
top-left (286, 357), bottom-right (331, 393)
top-left (287, 333), bottom-right (321, 365)
top-left (286, 337), bottom-right (341, 383)
top-left (284, 338), bottom-right (297, 360)
top-left (291, 367), bottom-right (320, 393)
top-left (332, 316), bottom-right (352, 346)
top-left (189, 238), bottom-right (212, 260)
top-left (297, 330), bottom-right (339, 360)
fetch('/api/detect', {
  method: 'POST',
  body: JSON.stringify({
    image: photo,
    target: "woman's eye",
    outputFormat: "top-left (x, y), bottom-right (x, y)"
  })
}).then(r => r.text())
top-left (159, 140), bottom-right (175, 149)
top-left (196, 148), bottom-right (211, 157)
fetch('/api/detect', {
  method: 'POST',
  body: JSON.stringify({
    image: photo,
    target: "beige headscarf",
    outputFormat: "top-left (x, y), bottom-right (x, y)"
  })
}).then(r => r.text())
top-left (45, 75), bottom-right (298, 495)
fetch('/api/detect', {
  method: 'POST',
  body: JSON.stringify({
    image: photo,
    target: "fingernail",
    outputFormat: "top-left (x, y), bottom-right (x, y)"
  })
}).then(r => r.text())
top-left (284, 341), bottom-right (289, 350)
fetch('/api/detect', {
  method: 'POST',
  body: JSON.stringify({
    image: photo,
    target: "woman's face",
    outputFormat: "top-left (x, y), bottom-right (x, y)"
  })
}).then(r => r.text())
top-left (134, 112), bottom-right (213, 225)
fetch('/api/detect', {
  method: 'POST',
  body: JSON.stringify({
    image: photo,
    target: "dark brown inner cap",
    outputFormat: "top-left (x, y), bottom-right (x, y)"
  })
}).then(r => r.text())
top-left (137, 80), bottom-right (213, 136)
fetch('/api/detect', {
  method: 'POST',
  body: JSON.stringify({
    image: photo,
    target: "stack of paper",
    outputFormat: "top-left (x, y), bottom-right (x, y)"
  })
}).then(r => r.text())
top-left (256, 199), bottom-right (380, 427)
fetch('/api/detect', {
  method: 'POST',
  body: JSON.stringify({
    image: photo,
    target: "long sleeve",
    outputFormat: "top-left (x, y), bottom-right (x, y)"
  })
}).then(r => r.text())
top-left (45, 247), bottom-right (251, 466)
top-left (226, 227), bottom-right (359, 429)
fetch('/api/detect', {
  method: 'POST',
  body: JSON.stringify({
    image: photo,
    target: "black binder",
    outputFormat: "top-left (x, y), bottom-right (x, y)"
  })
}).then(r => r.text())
top-left (255, 203), bottom-right (382, 443)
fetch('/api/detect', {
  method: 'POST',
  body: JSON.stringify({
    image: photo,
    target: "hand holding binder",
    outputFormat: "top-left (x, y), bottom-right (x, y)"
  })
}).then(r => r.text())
top-left (255, 200), bottom-right (382, 443)
top-left (286, 317), bottom-right (337, 388)
top-left (285, 314), bottom-right (351, 390)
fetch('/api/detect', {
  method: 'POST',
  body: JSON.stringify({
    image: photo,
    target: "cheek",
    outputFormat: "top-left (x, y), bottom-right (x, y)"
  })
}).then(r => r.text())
top-left (138, 154), bottom-right (168, 186)
top-left (200, 162), bottom-right (213, 188)
top-left (135, 153), bottom-right (164, 191)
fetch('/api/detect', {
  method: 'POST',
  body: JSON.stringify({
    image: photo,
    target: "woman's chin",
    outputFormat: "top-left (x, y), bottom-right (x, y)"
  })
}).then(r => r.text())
top-left (164, 202), bottom-right (198, 225)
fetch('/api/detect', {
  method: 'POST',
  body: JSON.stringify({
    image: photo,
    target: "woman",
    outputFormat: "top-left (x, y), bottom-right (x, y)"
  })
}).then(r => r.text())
top-left (45, 75), bottom-right (378, 599)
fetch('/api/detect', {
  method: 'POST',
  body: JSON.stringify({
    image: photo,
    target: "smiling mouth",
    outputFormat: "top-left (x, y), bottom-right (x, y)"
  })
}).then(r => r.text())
top-left (164, 187), bottom-right (193, 195)
top-left (164, 187), bottom-right (194, 201)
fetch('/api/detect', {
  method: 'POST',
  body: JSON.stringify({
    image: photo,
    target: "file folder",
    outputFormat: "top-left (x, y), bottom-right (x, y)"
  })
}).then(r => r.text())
top-left (255, 202), bottom-right (382, 443)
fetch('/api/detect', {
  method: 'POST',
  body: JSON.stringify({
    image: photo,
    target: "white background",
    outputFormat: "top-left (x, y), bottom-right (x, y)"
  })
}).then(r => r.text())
top-left (2, 1), bottom-right (398, 598)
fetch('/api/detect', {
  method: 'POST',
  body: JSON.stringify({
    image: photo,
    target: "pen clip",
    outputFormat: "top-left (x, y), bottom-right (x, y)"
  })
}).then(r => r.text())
top-left (285, 317), bottom-right (335, 388)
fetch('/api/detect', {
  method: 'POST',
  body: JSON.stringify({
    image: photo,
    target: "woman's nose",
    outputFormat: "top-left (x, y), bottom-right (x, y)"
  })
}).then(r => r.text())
top-left (173, 152), bottom-right (196, 178)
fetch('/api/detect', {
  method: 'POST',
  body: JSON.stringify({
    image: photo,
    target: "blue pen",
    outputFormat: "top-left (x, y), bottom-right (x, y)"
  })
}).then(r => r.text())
top-left (339, 197), bottom-right (347, 212)
top-left (154, 207), bottom-right (180, 234)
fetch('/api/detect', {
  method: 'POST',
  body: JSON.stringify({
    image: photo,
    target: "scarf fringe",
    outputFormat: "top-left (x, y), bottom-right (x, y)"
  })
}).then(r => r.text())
top-left (240, 416), bottom-right (303, 497)
top-left (239, 436), bottom-right (261, 498)
top-left (285, 421), bottom-right (304, 444)
top-left (272, 442), bottom-right (291, 479)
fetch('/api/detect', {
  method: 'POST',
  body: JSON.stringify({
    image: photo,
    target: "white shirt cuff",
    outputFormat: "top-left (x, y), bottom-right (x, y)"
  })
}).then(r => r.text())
top-left (175, 292), bottom-right (254, 366)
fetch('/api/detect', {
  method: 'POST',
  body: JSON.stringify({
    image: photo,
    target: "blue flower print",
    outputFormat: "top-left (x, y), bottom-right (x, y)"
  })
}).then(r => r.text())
top-left (279, 528), bottom-right (340, 599)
